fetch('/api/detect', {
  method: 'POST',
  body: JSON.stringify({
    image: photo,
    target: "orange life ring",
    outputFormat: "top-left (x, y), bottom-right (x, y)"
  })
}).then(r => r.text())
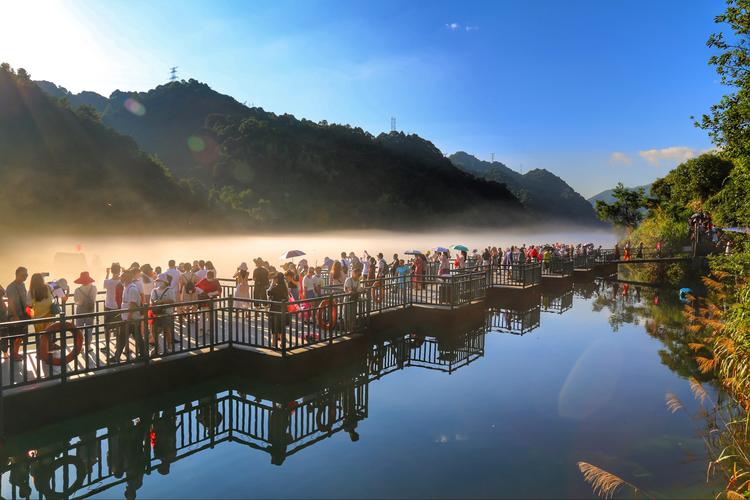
top-left (316, 299), bottom-right (337, 330)
top-left (38, 321), bottom-right (83, 366)
top-left (9, 338), bottom-right (24, 361)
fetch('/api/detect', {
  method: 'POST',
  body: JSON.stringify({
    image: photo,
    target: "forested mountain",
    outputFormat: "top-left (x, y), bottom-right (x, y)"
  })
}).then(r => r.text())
top-left (0, 65), bottom-right (215, 232)
top-left (588, 184), bottom-right (652, 206)
top-left (449, 152), bottom-right (600, 224)
top-left (34, 80), bottom-right (108, 113)
top-left (35, 78), bottom-right (525, 227)
top-left (25, 74), bottom-right (529, 228)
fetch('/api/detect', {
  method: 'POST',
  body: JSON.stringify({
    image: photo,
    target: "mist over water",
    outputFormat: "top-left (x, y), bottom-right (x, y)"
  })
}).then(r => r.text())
top-left (0, 226), bottom-right (614, 284)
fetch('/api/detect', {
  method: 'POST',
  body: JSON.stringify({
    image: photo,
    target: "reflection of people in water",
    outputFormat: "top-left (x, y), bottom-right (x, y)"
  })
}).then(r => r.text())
top-left (8, 454), bottom-right (32, 498)
top-left (268, 402), bottom-right (290, 466)
top-left (123, 414), bottom-right (151, 500)
top-left (342, 385), bottom-right (361, 442)
top-left (152, 408), bottom-right (177, 475)
top-left (196, 396), bottom-right (223, 439)
top-left (77, 430), bottom-right (100, 478)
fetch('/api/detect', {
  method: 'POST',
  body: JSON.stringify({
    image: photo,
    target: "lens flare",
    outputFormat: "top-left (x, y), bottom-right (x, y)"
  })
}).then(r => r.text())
top-left (187, 135), bottom-right (205, 152)
top-left (123, 98), bottom-right (146, 116)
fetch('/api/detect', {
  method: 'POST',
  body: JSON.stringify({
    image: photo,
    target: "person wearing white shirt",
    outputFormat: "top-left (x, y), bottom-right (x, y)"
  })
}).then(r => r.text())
top-left (302, 267), bottom-right (319, 300)
top-left (72, 271), bottom-right (98, 349)
top-left (151, 274), bottom-right (176, 351)
top-left (343, 267), bottom-right (363, 330)
top-left (166, 260), bottom-right (181, 296)
top-left (110, 269), bottom-right (145, 363)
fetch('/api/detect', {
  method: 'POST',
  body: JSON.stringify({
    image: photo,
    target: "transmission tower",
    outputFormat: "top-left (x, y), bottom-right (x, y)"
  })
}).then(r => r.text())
top-left (390, 117), bottom-right (396, 132)
top-left (490, 153), bottom-right (495, 162)
top-left (169, 66), bottom-right (178, 82)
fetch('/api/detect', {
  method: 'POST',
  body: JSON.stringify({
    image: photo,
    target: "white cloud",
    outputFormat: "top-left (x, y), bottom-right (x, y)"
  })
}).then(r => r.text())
top-left (638, 146), bottom-right (696, 166)
top-left (446, 22), bottom-right (461, 31)
top-left (609, 151), bottom-right (631, 165)
top-left (465, 25), bottom-right (479, 31)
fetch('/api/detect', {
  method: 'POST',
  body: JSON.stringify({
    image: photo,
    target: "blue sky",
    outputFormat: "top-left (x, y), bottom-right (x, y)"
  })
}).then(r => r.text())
top-left (1, 0), bottom-right (727, 196)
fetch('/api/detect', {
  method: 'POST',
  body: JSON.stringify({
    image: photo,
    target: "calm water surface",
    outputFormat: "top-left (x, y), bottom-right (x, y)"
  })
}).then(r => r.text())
top-left (1, 279), bottom-right (716, 499)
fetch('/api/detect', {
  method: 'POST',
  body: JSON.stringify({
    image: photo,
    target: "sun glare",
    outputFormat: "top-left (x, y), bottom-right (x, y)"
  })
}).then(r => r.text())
top-left (0, 0), bottom-right (157, 94)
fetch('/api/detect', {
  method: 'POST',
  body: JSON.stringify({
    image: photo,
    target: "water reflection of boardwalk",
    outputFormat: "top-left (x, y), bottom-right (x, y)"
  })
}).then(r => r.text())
top-left (0, 376), bottom-right (369, 499)
top-left (0, 262), bottom-right (601, 394)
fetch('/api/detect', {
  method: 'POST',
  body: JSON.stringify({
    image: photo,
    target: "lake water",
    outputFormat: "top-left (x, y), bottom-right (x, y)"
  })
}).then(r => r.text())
top-left (0, 227), bottom-right (613, 285)
top-left (0, 277), bottom-right (716, 499)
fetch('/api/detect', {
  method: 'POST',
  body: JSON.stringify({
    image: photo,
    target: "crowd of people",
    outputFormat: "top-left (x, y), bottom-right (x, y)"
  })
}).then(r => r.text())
top-left (0, 241), bottom-right (662, 359)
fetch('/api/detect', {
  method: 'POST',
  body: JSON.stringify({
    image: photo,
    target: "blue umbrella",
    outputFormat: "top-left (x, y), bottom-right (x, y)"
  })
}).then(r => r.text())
top-left (404, 249), bottom-right (423, 255)
top-left (451, 244), bottom-right (469, 252)
top-left (434, 246), bottom-right (449, 253)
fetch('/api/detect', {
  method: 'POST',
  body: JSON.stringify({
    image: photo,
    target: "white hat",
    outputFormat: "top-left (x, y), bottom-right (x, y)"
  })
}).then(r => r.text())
top-left (156, 273), bottom-right (171, 285)
top-left (239, 262), bottom-right (248, 271)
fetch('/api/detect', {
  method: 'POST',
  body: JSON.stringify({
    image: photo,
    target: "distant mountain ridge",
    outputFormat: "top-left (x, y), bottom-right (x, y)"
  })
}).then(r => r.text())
top-left (449, 151), bottom-right (600, 224)
top-left (34, 77), bottom-right (526, 228)
top-left (588, 184), bottom-right (652, 205)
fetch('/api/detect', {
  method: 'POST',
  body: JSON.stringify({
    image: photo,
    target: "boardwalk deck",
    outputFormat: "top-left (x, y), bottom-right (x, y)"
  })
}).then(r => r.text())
top-left (0, 258), bottom-right (689, 393)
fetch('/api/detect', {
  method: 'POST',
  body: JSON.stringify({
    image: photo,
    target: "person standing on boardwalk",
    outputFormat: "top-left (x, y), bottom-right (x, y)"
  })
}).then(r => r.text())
top-left (267, 273), bottom-right (289, 348)
top-left (102, 263), bottom-right (123, 352)
top-left (302, 266), bottom-right (319, 301)
top-left (344, 266), bottom-right (363, 330)
top-left (253, 258), bottom-right (269, 304)
top-left (165, 260), bottom-right (181, 300)
top-left (4, 267), bottom-right (29, 356)
top-left (110, 269), bottom-right (146, 363)
top-left (234, 263), bottom-right (250, 306)
top-left (390, 253), bottom-right (400, 277)
top-left (150, 274), bottom-right (176, 351)
top-left (73, 271), bottom-right (97, 352)
top-left (636, 242), bottom-right (644, 259)
top-left (28, 273), bottom-right (54, 333)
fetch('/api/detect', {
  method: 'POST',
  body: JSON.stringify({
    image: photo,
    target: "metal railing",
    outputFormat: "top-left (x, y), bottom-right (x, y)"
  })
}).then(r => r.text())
top-left (541, 257), bottom-right (574, 277)
top-left (487, 306), bottom-right (541, 335)
top-left (0, 377), bottom-right (368, 498)
top-left (488, 263), bottom-right (542, 288)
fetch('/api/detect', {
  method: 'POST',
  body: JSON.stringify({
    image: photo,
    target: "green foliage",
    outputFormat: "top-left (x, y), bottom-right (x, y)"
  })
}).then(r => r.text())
top-left (651, 154), bottom-right (734, 217)
top-left (0, 63), bottom-right (225, 232)
top-left (696, 0), bottom-right (750, 158)
top-left (708, 156), bottom-right (750, 226)
top-left (594, 183), bottom-right (647, 229)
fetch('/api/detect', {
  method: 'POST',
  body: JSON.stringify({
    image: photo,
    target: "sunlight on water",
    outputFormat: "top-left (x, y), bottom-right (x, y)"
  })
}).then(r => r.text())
top-left (0, 227), bottom-right (613, 284)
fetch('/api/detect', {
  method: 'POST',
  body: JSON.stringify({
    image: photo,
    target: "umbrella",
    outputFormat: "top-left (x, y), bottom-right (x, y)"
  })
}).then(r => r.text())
top-left (433, 246), bottom-right (449, 253)
top-left (451, 244), bottom-right (469, 252)
top-left (280, 250), bottom-right (306, 260)
top-left (404, 249), bottom-right (423, 255)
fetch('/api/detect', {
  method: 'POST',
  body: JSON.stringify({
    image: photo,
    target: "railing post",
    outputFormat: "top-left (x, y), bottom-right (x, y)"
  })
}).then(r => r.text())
top-left (59, 311), bottom-right (67, 383)
top-left (228, 297), bottom-right (234, 348)
top-left (281, 300), bottom-right (288, 357)
top-left (142, 306), bottom-right (150, 366)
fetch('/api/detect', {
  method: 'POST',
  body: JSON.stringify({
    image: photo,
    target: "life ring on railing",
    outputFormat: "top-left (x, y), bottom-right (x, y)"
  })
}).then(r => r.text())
top-left (38, 322), bottom-right (83, 366)
top-left (10, 338), bottom-right (25, 361)
top-left (316, 299), bottom-right (338, 330)
top-left (33, 455), bottom-right (85, 498)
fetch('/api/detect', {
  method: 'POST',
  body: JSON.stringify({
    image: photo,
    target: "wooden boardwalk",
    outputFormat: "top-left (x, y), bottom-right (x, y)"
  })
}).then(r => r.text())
top-left (0, 256), bottom-right (688, 393)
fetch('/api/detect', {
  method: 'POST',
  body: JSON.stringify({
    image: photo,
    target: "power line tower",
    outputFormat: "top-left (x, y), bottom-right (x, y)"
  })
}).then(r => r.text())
top-left (169, 66), bottom-right (178, 82)
top-left (390, 117), bottom-right (396, 132)
top-left (490, 153), bottom-right (495, 162)
top-left (520, 163), bottom-right (524, 174)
